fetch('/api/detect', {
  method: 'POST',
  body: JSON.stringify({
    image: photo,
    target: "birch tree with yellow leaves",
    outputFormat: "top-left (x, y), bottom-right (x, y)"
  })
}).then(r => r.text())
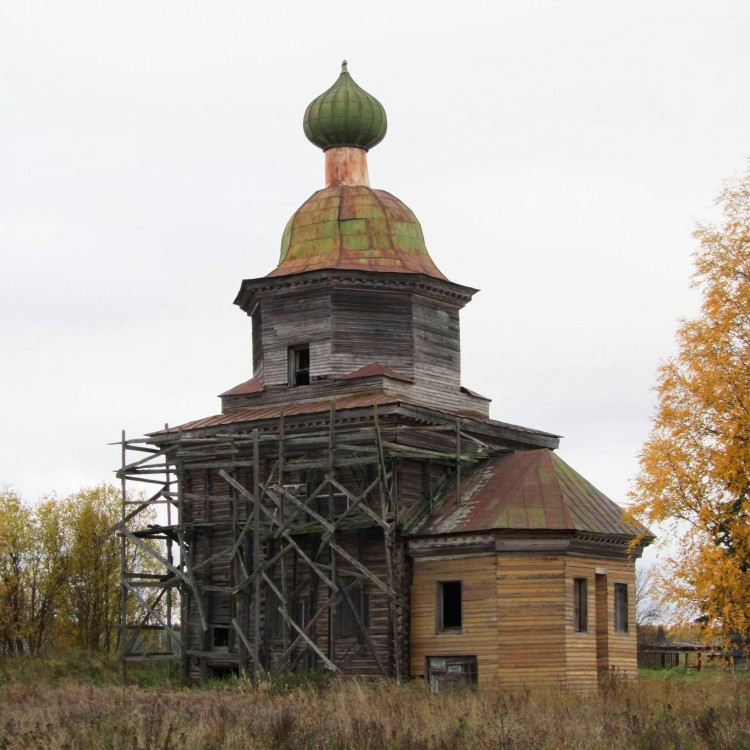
top-left (631, 167), bottom-right (750, 638)
top-left (0, 483), bottom-right (160, 654)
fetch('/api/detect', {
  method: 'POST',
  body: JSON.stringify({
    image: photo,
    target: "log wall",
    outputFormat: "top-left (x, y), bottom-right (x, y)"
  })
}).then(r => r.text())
top-left (256, 288), bottom-right (332, 386)
top-left (496, 552), bottom-right (567, 687)
top-left (602, 557), bottom-right (638, 676)
top-left (564, 555), bottom-right (599, 689)
top-left (330, 289), bottom-right (415, 378)
top-left (409, 543), bottom-right (638, 691)
top-left (409, 553), bottom-right (498, 686)
top-left (412, 296), bottom-right (461, 392)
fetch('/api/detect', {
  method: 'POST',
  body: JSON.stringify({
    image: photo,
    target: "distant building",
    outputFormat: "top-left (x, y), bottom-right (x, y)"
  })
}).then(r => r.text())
top-left (119, 63), bottom-right (654, 689)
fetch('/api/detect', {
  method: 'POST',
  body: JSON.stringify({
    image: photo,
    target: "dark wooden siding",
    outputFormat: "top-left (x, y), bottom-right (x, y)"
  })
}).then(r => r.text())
top-left (252, 306), bottom-right (263, 383)
top-left (330, 289), bottom-right (414, 378)
top-left (412, 296), bottom-right (461, 392)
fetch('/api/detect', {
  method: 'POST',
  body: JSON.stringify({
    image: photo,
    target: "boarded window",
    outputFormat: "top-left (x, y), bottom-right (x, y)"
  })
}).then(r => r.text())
top-left (614, 583), bottom-right (629, 633)
top-left (288, 345), bottom-right (310, 386)
top-left (574, 577), bottom-right (588, 632)
top-left (437, 581), bottom-right (462, 633)
top-left (426, 655), bottom-right (477, 692)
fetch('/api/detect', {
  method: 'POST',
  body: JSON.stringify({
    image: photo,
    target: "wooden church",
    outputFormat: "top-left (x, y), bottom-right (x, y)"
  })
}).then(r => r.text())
top-left (118, 62), bottom-right (653, 689)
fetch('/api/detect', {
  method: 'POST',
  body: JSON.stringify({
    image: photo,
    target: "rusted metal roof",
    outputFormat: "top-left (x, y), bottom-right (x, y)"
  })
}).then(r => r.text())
top-left (460, 385), bottom-right (490, 401)
top-left (219, 377), bottom-right (264, 397)
top-left (268, 185), bottom-right (446, 279)
top-left (339, 363), bottom-right (413, 383)
top-left (411, 449), bottom-right (653, 539)
top-left (153, 392), bottom-right (399, 434)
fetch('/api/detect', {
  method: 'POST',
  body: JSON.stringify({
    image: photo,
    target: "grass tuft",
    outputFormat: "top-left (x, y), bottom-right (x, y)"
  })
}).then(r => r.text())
top-left (0, 659), bottom-right (748, 749)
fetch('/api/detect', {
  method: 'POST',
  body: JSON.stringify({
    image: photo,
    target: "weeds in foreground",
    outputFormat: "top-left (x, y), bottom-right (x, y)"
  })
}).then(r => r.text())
top-left (0, 660), bottom-right (748, 749)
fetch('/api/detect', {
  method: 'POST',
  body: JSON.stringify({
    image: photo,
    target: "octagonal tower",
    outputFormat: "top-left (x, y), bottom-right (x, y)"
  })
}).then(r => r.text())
top-left (227, 62), bottom-right (488, 418)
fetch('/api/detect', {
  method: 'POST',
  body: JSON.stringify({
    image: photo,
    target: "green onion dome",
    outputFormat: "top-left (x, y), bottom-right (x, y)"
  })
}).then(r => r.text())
top-left (303, 61), bottom-right (387, 151)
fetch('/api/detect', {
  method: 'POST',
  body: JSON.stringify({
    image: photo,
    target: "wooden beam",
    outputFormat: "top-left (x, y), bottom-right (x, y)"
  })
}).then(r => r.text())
top-left (122, 580), bottom-right (183, 648)
top-left (329, 540), bottom-right (399, 604)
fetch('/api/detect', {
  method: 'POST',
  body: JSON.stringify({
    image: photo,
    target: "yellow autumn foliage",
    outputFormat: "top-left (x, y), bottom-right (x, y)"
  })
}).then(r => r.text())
top-left (0, 483), bottom-right (160, 654)
top-left (630, 167), bottom-right (750, 638)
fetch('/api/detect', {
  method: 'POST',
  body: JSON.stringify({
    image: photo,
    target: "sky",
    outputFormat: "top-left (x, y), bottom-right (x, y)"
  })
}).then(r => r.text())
top-left (2, 1), bottom-right (749, 568)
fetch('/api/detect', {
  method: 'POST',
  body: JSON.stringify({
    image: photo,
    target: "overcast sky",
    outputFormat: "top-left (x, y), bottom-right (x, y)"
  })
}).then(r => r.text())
top-left (2, 1), bottom-right (748, 566)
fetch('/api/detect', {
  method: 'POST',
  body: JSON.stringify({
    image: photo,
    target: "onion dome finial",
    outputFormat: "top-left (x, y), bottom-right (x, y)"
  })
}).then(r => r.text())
top-left (303, 62), bottom-right (387, 151)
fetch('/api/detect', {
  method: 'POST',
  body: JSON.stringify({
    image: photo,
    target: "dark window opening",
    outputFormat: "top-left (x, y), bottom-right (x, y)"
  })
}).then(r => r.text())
top-left (295, 598), bottom-right (308, 630)
top-left (288, 345), bottom-right (310, 386)
top-left (614, 583), bottom-right (629, 633)
top-left (212, 626), bottom-right (229, 648)
top-left (209, 665), bottom-right (238, 680)
top-left (438, 581), bottom-right (462, 633)
top-left (574, 577), bottom-right (588, 632)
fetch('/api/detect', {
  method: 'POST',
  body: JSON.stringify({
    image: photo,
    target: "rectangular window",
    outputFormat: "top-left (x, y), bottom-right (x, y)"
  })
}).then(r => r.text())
top-left (574, 577), bottom-right (588, 632)
top-left (212, 626), bottom-right (229, 648)
top-left (295, 598), bottom-right (307, 630)
top-left (288, 345), bottom-right (310, 386)
top-left (614, 583), bottom-right (629, 633)
top-left (426, 655), bottom-right (477, 692)
top-left (437, 581), bottom-right (462, 633)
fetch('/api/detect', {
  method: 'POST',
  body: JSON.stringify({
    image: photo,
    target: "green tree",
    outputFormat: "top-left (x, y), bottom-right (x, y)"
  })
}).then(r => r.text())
top-left (630, 166), bottom-right (750, 638)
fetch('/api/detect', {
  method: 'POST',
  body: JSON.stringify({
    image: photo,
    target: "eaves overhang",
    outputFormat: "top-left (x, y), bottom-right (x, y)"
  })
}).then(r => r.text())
top-left (146, 398), bottom-right (560, 451)
top-left (234, 268), bottom-right (478, 315)
top-left (408, 528), bottom-right (654, 558)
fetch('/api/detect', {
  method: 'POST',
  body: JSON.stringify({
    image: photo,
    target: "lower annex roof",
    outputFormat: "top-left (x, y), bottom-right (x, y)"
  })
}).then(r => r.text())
top-left (411, 448), bottom-right (653, 539)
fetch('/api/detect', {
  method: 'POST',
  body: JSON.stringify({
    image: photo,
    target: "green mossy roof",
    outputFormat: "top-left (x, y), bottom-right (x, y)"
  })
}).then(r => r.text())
top-left (267, 185), bottom-right (445, 279)
top-left (303, 62), bottom-right (387, 151)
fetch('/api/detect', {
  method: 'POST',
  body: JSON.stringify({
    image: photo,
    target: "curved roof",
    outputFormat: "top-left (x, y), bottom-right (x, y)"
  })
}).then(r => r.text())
top-left (268, 185), bottom-right (445, 279)
top-left (412, 449), bottom-right (653, 539)
top-left (303, 61), bottom-right (387, 151)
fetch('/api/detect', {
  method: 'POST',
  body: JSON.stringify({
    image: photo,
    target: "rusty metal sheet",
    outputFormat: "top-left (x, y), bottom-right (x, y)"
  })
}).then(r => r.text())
top-left (269, 186), bottom-right (446, 280)
top-left (218, 377), bottom-right (264, 397)
top-left (411, 449), bottom-right (652, 539)
top-left (153, 392), bottom-right (399, 435)
top-left (338, 363), bottom-right (414, 383)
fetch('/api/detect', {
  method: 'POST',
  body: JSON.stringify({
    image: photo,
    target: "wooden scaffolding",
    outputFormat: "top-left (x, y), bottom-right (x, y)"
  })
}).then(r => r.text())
top-left (116, 403), bottom-right (492, 681)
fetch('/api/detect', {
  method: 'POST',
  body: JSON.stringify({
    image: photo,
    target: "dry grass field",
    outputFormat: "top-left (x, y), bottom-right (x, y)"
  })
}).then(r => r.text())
top-left (0, 656), bottom-right (748, 749)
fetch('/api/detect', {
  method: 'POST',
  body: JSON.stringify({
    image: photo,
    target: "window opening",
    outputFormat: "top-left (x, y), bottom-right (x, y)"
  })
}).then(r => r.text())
top-left (212, 626), bottom-right (229, 648)
top-left (614, 583), bottom-right (629, 633)
top-left (426, 655), bottom-right (477, 692)
top-left (437, 581), bottom-right (462, 633)
top-left (210, 665), bottom-right (239, 680)
top-left (288, 345), bottom-right (310, 386)
top-left (574, 577), bottom-right (588, 632)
